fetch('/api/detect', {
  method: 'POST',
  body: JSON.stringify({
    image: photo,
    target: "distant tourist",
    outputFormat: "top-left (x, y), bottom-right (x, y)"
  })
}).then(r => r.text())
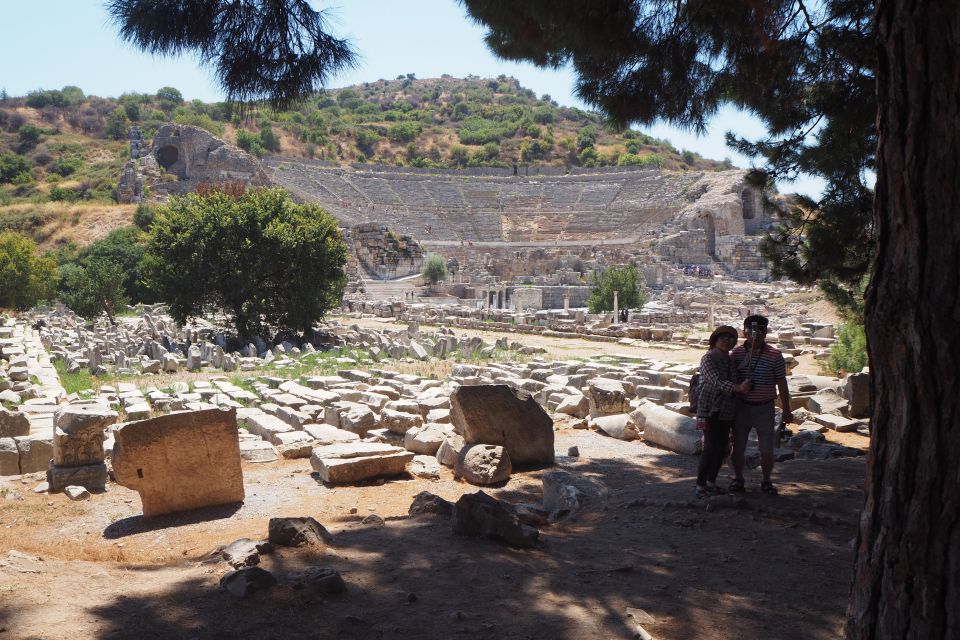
top-left (695, 326), bottom-right (752, 498)
top-left (729, 315), bottom-right (793, 495)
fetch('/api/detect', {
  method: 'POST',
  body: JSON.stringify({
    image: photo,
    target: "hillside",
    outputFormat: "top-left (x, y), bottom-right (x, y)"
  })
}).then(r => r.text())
top-left (0, 76), bottom-right (734, 249)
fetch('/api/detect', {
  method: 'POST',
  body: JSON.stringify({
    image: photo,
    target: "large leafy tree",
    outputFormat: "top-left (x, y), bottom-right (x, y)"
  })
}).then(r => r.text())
top-left (463, 1), bottom-right (960, 636)
top-left (0, 232), bottom-right (56, 310)
top-left (461, 0), bottom-right (875, 318)
top-left (57, 259), bottom-right (128, 324)
top-left (106, 0), bottom-right (357, 109)
top-left (144, 188), bottom-right (347, 341)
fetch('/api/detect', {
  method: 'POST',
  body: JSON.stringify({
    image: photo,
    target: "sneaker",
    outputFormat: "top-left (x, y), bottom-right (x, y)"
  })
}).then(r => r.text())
top-left (706, 485), bottom-right (726, 496)
top-left (695, 486), bottom-right (710, 499)
top-left (761, 481), bottom-right (779, 496)
top-left (728, 478), bottom-right (746, 493)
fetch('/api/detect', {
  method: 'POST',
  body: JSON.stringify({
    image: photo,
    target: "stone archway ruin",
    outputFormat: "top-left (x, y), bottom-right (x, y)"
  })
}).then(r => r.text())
top-left (156, 145), bottom-right (179, 170)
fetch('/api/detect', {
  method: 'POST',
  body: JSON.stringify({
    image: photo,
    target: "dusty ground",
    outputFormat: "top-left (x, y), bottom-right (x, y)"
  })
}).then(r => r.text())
top-left (0, 305), bottom-right (867, 639)
top-left (0, 426), bottom-right (868, 640)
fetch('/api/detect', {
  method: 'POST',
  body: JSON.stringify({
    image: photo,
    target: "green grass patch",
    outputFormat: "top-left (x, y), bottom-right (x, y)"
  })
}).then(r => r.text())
top-left (53, 359), bottom-right (97, 394)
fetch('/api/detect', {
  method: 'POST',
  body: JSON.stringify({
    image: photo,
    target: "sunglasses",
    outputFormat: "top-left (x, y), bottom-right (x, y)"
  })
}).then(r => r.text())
top-left (718, 334), bottom-right (738, 342)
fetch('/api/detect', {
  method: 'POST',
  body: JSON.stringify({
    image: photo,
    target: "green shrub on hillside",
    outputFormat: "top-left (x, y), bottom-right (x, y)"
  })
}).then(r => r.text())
top-left (0, 153), bottom-right (32, 184)
top-left (388, 121), bottom-right (422, 143)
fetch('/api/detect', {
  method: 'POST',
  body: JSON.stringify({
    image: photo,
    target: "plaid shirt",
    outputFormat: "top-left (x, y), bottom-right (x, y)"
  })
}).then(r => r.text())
top-left (696, 350), bottom-right (738, 420)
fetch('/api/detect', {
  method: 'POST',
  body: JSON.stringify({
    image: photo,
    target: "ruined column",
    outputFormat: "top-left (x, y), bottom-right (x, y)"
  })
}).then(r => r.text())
top-left (47, 405), bottom-right (118, 492)
top-left (613, 291), bottom-right (619, 324)
top-left (564, 294), bottom-right (570, 312)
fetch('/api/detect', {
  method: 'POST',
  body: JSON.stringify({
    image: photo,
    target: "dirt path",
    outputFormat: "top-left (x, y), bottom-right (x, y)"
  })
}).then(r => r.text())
top-left (0, 426), bottom-right (867, 640)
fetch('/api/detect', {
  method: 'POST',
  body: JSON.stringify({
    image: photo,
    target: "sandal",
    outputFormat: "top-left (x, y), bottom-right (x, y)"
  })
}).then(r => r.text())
top-left (728, 478), bottom-right (745, 493)
top-left (695, 486), bottom-right (710, 499)
top-left (761, 481), bottom-right (779, 496)
top-left (706, 485), bottom-right (727, 496)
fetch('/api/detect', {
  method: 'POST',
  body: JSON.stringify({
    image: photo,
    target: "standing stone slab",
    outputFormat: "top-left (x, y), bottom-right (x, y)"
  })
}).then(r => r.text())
top-left (112, 408), bottom-right (244, 517)
top-left (449, 385), bottom-right (554, 466)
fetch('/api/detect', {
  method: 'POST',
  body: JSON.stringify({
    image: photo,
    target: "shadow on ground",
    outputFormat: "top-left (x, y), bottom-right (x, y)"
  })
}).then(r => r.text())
top-left (80, 445), bottom-right (864, 640)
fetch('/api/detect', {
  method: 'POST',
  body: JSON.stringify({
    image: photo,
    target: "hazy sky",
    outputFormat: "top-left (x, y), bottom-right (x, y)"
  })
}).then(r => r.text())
top-left (1, 0), bottom-right (822, 196)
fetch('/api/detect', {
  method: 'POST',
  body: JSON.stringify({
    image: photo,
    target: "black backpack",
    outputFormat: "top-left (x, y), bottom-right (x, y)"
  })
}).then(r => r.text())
top-left (688, 373), bottom-right (702, 413)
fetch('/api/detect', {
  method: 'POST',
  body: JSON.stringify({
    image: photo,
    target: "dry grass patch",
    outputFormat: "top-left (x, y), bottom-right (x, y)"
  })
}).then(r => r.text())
top-left (0, 201), bottom-right (135, 250)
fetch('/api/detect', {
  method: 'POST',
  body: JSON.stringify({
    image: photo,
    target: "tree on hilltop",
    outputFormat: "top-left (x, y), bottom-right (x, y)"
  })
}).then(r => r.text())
top-left (144, 187), bottom-right (347, 342)
top-left (462, 0), bottom-right (960, 636)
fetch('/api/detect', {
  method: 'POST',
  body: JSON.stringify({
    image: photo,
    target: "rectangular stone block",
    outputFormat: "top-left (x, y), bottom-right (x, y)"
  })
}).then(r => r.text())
top-left (242, 412), bottom-right (293, 444)
top-left (312, 451), bottom-right (413, 484)
top-left (15, 436), bottom-right (53, 474)
top-left (47, 462), bottom-right (108, 492)
top-left (111, 408), bottom-right (244, 517)
top-left (0, 438), bottom-right (20, 475)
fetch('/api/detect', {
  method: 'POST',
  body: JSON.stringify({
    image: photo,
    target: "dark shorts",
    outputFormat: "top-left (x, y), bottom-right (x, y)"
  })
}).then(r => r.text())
top-left (734, 401), bottom-right (776, 454)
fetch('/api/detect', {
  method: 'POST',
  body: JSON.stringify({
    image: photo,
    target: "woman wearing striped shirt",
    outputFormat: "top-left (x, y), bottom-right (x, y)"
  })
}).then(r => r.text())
top-left (695, 325), bottom-right (753, 498)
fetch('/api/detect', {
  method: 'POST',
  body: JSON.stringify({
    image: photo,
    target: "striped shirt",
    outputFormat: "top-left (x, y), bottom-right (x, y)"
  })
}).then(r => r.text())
top-left (731, 342), bottom-right (786, 403)
top-left (696, 350), bottom-right (738, 420)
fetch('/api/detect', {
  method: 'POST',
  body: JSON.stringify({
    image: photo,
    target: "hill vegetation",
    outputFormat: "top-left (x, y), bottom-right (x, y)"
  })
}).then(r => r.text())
top-left (0, 76), bottom-right (730, 223)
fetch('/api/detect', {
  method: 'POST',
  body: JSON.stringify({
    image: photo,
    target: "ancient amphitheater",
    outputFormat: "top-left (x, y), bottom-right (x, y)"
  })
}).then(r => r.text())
top-left (265, 158), bottom-right (775, 282)
top-left (120, 125), bottom-right (778, 290)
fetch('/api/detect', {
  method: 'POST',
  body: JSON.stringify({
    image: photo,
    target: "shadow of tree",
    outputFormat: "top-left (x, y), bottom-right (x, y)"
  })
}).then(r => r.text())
top-left (83, 449), bottom-right (864, 640)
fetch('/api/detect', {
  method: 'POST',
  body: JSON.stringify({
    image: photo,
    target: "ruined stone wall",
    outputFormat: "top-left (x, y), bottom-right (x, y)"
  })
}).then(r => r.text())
top-left (351, 222), bottom-right (424, 279)
top-left (118, 124), bottom-right (269, 203)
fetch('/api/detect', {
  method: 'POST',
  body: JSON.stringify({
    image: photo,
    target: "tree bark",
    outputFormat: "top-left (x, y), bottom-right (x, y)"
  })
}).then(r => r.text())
top-left (847, 1), bottom-right (960, 637)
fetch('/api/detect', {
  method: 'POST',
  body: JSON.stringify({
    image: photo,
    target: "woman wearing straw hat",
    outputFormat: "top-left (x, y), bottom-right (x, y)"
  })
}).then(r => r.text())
top-left (695, 326), bottom-right (752, 498)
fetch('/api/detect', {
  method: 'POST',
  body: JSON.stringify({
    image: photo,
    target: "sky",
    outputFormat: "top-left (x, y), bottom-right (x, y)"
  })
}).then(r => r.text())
top-left (1, 0), bottom-right (822, 197)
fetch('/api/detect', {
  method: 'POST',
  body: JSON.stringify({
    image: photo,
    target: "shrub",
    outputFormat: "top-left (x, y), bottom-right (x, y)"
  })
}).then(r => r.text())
top-left (133, 202), bottom-right (155, 231)
top-left (174, 112), bottom-right (223, 136)
top-left (50, 156), bottom-right (82, 177)
top-left (105, 108), bottom-right (130, 140)
top-left (422, 255), bottom-right (447, 285)
top-left (588, 264), bottom-right (646, 313)
top-left (827, 322), bottom-right (868, 374)
top-left (0, 152), bottom-right (32, 184)
top-left (144, 188), bottom-right (348, 340)
top-left (388, 121), bottom-right (422, 143)
top-left (259, 124), bottom-right (281, 152)
top-left (355, 128), bottom-right (381, 155)
top-left (156, 86), bottom-right (183, 110)
top-left (236, 129), bottom-right (264, 157)
top-left (60, 86), bottom-right (85, 106)
top-left (25, 89), bottom-right (65, 109)
top-left (0, 231), bottom-right (56, 309)
top-left (18, 124), bottom-right (44, 146)
top-left (57, 259), bottom-right (127, 323)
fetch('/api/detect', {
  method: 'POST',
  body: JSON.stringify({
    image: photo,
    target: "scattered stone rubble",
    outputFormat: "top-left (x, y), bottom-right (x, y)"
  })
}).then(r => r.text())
top-left (1, 309), bottom-right (867, 506)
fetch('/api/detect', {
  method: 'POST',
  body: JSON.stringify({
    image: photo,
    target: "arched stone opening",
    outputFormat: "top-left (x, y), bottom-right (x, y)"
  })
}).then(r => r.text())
top-left (156, 146), bottom-right (179, 170)
top-left (741, 188), bottom-right (756, 219)
top-left (700, 214), bottom-right (717, 257)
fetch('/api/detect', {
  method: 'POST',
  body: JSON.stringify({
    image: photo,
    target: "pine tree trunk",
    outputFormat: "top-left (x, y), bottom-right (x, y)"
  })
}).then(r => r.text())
top-left (847, 1), bottom-right (960, 637)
